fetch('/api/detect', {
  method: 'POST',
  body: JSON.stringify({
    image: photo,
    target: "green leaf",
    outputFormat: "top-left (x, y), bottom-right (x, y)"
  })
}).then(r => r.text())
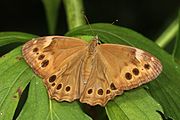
top-left (17, 74), bottom-right (91, 120)
top-left (173, 10), bottom-right (180, 64)
top-left (0, 47), bottom-right (33, 120)
top-left (106, 88), bottom-right (162, 120)
top-left (0, 32), bottom-right (37, 47)
top-left (1, 23), bottom-right (180, 120)
top-left (42, 0), bottom-right (61, 34)
top-left (66, 23), bottom-right (180, 120)
top-left (63, 0), bottom-right (85, 30)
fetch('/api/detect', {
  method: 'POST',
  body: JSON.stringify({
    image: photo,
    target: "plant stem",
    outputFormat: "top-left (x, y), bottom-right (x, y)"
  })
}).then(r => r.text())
top-left (155, 19), bottom-right (178, 48)
top-left (172, 10), bottom-right (180, 64)
top-left (63, 0), bottom-right (86, 30)
top-left (42, 0), bottom-right (61, 35)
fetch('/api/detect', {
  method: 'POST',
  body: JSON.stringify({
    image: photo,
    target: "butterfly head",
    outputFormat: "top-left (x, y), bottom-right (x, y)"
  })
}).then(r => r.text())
top-left (87, 35), bottom-right (100, 54)
top-left (93, 35), bottom-right (103, 45)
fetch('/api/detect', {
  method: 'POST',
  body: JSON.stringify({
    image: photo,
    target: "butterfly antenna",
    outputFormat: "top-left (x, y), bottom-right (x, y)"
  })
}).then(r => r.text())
top-left (83, 15), bottom-right (97, 38)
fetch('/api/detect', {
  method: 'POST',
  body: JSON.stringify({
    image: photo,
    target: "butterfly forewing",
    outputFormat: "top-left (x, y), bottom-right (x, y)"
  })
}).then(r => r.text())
top-left (99, 44), bottom-right (162, 90)
top-left (22, 36), bottom-right (88, 101)
top-left (22, 36), bottom-right (87, 77)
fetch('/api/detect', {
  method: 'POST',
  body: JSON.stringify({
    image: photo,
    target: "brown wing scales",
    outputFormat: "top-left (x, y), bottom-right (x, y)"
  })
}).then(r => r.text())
top-left (80, 51), bottom-right (123, 106)
top-left (99, 44), bottom-right (162, 90)
top-left (22, 36), bottom-right (88, 101)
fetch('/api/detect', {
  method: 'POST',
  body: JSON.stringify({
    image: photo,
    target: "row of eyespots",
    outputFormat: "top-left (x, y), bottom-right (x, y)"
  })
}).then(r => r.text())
top-left (124, 63), bottom-right (151, 80)
top-left (55, 84), bottom-right (71, 92)
top-left (33, 47), bottom-right (49, 67)
top-left (48, 75), bottom-right (71, 92)
top-left (48, 75), bottom-right (117, 95)
top-left (87, 83), bottom-right (116, 96)
top-left (87, 88), bottom-right (111, 95)
top-left (56, 84), bottom-right (71, 92)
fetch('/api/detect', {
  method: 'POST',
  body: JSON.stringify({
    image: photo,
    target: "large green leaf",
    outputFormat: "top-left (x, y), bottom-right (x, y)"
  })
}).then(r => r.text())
top-left (0, 47), bottom-right (33, 120)
top-left (106, 88), bottom-right (162, 120)
top-left (66, 23), bottom-right (180, 120)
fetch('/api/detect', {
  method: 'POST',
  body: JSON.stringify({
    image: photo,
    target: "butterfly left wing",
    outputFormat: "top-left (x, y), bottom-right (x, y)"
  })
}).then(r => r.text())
top-left (22, 36), bottom-right (88, 101)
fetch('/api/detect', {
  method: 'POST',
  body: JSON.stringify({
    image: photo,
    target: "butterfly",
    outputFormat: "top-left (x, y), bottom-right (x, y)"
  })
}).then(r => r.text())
top-left (22, 36), bottom-right (162, 106)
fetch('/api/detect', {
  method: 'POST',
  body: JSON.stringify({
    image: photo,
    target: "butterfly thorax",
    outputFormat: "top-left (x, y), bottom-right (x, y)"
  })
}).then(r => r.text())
top-left (88, 37), bottom-right (99, 55)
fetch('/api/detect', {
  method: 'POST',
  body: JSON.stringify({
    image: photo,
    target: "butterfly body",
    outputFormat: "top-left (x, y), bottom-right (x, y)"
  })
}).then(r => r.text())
top-left (22, 36), bottom-right (162, 106)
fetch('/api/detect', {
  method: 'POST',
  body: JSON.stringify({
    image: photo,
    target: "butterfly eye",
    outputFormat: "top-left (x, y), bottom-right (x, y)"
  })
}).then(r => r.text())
top-left (132, 68), bottom-right (139, 75)
top-left (87, 89), bottom-right (93, 94)
top-left (97, 89), bottom-right (103, 95)
top-left (49, 75), bottom-right (57, 82)
top-left (144, 63), bottom-right (150, 69)
top-left (33, 47), bottom-right (38, 52)
top-left (65, 86), bottom-right (71, 92)
top-left (41, 60), bottom-right (49, 67)
top-left (125, 72), bottom-right (132, 80)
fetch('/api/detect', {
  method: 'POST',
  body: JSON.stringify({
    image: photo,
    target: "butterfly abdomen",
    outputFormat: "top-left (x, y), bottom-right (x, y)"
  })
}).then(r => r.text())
top-left (81, 54), bottom-right (95, 84)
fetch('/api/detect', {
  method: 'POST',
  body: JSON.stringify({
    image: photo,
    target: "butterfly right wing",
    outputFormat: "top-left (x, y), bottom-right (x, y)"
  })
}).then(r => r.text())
top-left (98, 44), bottom-right (162, 90)
top-left (80, 43), bottom-right (162, 106)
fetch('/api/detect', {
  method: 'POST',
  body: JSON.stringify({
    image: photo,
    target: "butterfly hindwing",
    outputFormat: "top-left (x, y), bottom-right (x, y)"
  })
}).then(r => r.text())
top-left (80, 51), bottom-right (122, 106)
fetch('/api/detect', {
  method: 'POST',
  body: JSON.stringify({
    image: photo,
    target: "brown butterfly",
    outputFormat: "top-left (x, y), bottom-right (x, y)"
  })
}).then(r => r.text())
top-left (22, 36), bottom-right (162, 106)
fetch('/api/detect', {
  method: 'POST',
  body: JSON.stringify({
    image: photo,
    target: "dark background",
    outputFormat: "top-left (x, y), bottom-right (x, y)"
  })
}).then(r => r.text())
top-left (0, 0), bottom-right (179, 40)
